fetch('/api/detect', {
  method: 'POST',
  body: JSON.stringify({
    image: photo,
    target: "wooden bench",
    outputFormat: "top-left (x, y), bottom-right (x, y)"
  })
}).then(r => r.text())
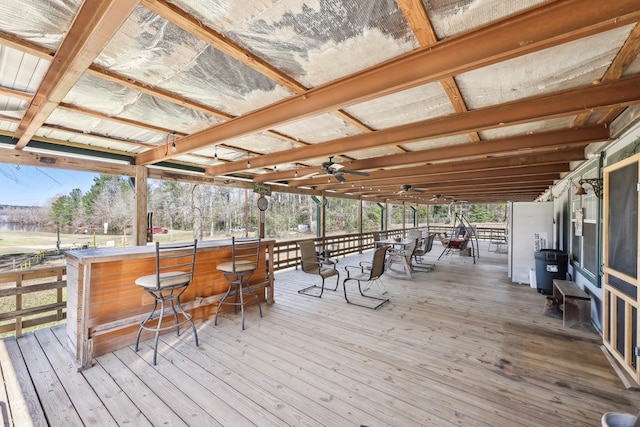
top-left (553, 279), bottom-right (591, 328)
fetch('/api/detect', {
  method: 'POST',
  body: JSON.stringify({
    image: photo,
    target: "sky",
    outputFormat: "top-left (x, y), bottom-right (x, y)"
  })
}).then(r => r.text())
top-left (0, 164), bottom-right (98, 206)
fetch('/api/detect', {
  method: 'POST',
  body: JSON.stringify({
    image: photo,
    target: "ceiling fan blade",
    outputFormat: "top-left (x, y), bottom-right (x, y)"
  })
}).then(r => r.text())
top-left (299, 171), bottom-right (319, 179)
top-left (334, 173), bottom-right (346, 182)
top-left (342, 169), bottom-right (369, 176)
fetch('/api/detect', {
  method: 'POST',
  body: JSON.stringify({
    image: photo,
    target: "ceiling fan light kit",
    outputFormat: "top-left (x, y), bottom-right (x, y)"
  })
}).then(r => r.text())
top-left (320, 156), bottom-right (370, 182)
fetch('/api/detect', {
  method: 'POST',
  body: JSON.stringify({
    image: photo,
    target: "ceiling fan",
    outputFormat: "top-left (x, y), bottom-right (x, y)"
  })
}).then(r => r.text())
top-left (429, 194), bottom-right (453, 202)
top-left (320, 157), bottom-right (370, 182)
top-left (398, 184), bottom-right (425, 194)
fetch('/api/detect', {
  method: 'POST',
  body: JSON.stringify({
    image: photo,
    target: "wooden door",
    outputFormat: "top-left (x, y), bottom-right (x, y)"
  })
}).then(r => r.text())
top-left (603, 152), bottom-right (640, 383)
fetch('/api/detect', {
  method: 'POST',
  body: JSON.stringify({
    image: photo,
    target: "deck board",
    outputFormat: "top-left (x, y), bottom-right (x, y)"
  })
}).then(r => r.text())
top-left (0, 338), bottom-right (46, 427)
top-left (17, 333), bottom-right (84, 426)
top-left (1, 245), bottom-right (639, 426)
top-left (52, 326), bottom-right (153, 427)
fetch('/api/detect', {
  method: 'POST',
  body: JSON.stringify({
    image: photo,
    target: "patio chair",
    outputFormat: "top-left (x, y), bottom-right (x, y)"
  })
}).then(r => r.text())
top-left (215, 237), bottom-right (262, 330)
top-left (413, 233), bottom-right (436, 270)
top-left (372, 231), bottom-right (381, 244)
top-left (297, 240), bottom-right (339, 298)
top-left (343, 246), bottom-right (390, 309)
top-left (134, 240), bottom-right (198, 365)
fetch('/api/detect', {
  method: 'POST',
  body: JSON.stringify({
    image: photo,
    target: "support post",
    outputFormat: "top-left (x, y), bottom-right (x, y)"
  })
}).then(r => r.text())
top-left (134, 165), bottom-right (148, 246)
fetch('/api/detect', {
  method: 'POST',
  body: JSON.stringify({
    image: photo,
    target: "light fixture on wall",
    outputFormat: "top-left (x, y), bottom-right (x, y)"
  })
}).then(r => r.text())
top-left (575, 178), bottom-right (603, 199)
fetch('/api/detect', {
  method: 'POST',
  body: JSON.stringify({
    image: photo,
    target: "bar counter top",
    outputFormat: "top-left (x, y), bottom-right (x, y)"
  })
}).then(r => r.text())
top-left (66, 238), bottom-right (274, 263)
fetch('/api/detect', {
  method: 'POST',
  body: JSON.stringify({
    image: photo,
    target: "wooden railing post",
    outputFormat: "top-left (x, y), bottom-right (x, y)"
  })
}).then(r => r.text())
top-left (15, 274), bottom-right (22, 338)
top-left (57, 269), bottom-right (64, 321)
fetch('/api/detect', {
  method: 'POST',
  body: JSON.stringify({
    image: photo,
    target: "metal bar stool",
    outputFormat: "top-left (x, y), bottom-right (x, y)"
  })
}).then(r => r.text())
top-left (215, 237), bottom-right (262, 330)
top-left (134, 240), bottom-right (198, 365)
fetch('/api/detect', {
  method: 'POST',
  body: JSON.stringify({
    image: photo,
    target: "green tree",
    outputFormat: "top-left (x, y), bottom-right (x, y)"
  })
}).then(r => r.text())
top-left (50, 195), bottom-right (74, 226)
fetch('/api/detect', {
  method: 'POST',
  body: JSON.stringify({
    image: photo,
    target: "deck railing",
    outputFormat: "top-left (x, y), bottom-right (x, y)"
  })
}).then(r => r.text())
top-left (0, 226), bottom-right (505, 338)
top-left (269, 225), bottom-right (506, 271)
top-left (0, 266), bottom-right (67, 337)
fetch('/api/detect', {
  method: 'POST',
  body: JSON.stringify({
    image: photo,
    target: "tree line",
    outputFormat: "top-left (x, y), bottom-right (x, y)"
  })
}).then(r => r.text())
top-left (1, 174), bottom-right (507, 239)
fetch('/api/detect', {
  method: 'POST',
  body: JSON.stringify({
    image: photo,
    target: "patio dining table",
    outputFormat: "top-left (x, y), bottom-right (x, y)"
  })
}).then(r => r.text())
top-left (375, 239), bottom-right (416, 279)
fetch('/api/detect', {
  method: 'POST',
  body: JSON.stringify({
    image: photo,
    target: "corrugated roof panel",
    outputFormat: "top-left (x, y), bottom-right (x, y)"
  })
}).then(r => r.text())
top-left (0, 97), bottom-right (26, 118)
top-left (345, 146), bottom-right (399, 159)
top-left (34, 127), bottom-right (147, 154)
top-left (45, 109), bottom-right (165, 147)
top-left (423, 0), bottom-right (544, 40)
top-left (0, 120), bottom-right (18, 134)
top-left (401, 134), bottom-right (471, 151)
top-left (0, 46), bottom-right (50, 93)
top-left (0, 0), bottom-right (81, 50)
top-left (456, 26), bottom-right (635, 109)
top-left (64, 74), bottom-right (221, 134)
top-left (166, 153), bottom-right (212, 166)
top-left (95, 5), bottom-right (293, 117)
top-left (171, 0), bottom-right (419, 87)
top-left (271, 113), bottom-right (362, 144)
top-left (193, 132), bottom-right (300, 160)
top-left (343, 82), bottom-right (454, 129)
top-left (623, 53), bottom-right (640, 77)
top-left (478, 117), bottom-right (575, 140)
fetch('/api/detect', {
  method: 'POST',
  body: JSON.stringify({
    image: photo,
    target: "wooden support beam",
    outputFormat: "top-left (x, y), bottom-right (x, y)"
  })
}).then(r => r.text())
top-left (136, 0), bottom-right (640, 165)
top-left (14, 0), bottom-right (139, 149)
top-left (134, 166), bottom-right (149, 247)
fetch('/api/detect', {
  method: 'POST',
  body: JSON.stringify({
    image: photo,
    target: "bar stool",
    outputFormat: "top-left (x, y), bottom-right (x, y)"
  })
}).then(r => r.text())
top-left (215, 237), bottom-right (262, 330)
top-left (134, 240), bottom-right (198, 365)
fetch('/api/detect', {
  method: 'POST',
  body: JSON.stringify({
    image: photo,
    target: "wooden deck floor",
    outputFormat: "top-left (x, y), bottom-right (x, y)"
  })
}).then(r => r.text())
top-left (1, 244), bottom-right (639, 426)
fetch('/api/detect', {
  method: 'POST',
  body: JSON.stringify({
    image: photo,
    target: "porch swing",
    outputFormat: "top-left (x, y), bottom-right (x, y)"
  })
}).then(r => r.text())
top-left (438, 211), bottom-right (479, 264)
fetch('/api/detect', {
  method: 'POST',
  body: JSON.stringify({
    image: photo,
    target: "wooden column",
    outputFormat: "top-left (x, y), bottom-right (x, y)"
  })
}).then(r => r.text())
top-left (134, 165), bottom-right (148, 246)
top-left (358, 199), bottom-right (363, 253)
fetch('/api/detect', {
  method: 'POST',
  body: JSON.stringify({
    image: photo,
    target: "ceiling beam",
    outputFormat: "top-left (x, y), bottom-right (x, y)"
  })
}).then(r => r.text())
top-left (322, 164), bottom-right (569, 193)
top-left (136, 0), bottom-right (640, 165)
top-left (206, 73), bottom-right (635, 175)
top-left (255, 138), bottom-right (588, 183)
top-left (298, 149), bottom-right (583, 189)
top-left (0, 144), bottom-right (136, 176)
top-left (356, 175), bottom-right (560, 195)
top-left (14, 0), bottom-right (139, 150)
top-left (573, 22), bottom-right (640, 127)
top-left (396, 0), bottom-right (480, 143)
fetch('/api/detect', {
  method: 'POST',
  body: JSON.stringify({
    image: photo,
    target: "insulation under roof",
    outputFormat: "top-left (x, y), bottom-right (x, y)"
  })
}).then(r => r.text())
top-left (0, 0), bottom-right (637, 203)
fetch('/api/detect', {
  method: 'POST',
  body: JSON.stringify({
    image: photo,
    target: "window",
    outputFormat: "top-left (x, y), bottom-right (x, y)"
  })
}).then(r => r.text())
top-left (571, 168), bottom-right (600, 281)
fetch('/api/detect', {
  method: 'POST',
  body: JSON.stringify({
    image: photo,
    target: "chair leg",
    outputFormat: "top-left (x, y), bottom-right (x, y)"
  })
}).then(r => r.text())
top-left (216, 272), bottom-right (262, 330)
top-left (135, 285), bottom-right (197, 365)
top-left (298, 272), bottom-right (340, 298)
top-left (343, 278), bottom-right (389, 310)
top-left (168, 296), bottom-right (180, 337)
top-left (297, 280), bottom-right (326, 298)
top-left (151, 298), bottom-right (166, 365)
top-left (328, 274), bottom-right (340, 291)
top-left (135, 298), bottom-right (158, 353)
top-left (243, 276), bottom-right (263, 317)
top-left (238, 280), bottom-right (245, 330)
top-left (215, 277), bottom-right (235, 326)
top-left (173, 296), bottom-right (199, 347)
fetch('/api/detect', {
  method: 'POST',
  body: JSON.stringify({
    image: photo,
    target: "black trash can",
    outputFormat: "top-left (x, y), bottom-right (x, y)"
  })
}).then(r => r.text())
top-left (534, 249), bottom-right (568, 294)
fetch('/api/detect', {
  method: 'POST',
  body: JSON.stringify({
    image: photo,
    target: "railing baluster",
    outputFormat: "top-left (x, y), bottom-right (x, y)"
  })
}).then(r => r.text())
top-left (15, 274), bottom-right (22, 338)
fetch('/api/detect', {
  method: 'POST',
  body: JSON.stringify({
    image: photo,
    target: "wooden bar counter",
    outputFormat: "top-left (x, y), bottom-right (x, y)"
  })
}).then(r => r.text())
top-left (65, 239), bottom-right (275, 370)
